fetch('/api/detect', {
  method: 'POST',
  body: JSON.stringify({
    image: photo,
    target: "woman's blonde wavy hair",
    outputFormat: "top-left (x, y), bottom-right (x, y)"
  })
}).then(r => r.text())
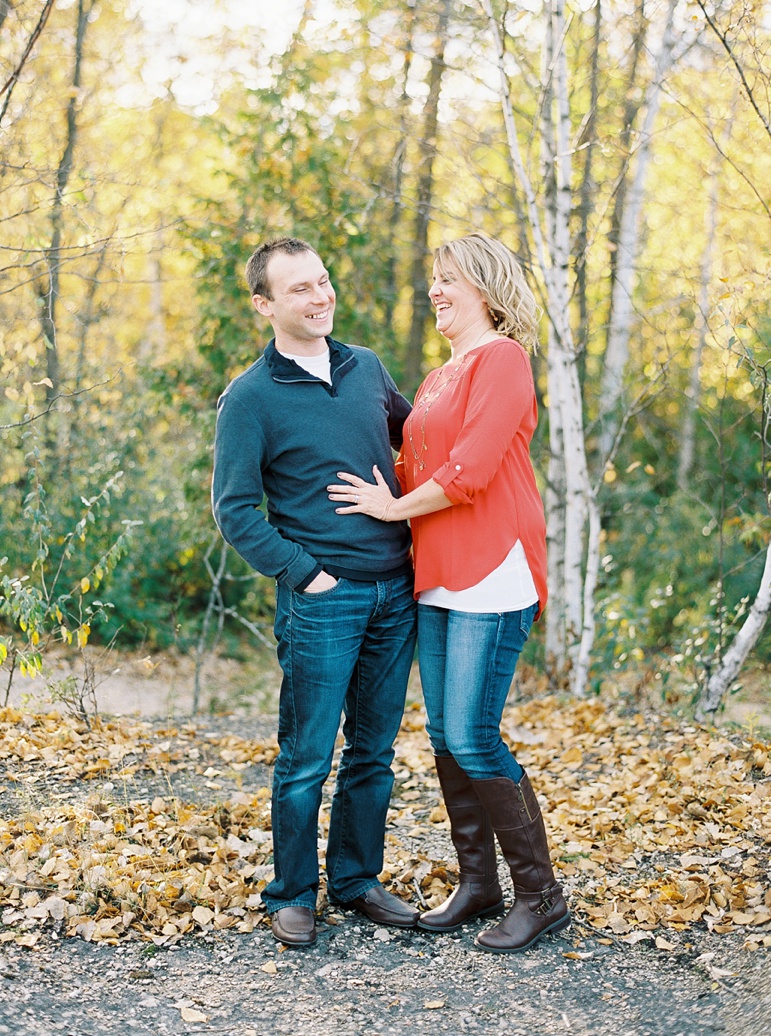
top-left (433, 233), bottom-right (540, 353)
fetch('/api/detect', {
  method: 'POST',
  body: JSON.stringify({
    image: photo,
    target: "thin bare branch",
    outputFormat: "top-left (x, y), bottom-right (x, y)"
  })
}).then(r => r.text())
top-left (0, 0), bottom-right (56, 126)
top-left (695, 0), bottom-right (771, 141)
top-left (0, 374), bottom-right (122, 430)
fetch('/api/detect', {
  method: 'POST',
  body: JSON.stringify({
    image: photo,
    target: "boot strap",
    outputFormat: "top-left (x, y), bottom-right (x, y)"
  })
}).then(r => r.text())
top-left (535, 890), bottom-right (555, 915)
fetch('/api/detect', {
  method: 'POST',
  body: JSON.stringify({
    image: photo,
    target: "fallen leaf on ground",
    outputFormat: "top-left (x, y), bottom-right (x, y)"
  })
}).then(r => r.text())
top-left (0, 699), bottom-right (768, 949)
top-left (179, 1007), bottom-right (208, 1023)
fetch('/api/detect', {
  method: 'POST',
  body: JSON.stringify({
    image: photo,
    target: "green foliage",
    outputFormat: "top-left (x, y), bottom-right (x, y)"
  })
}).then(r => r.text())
top-left (593, 301), bottom-right (771, 686)
top-left (595, 488), bottom-right (770, 687)
top-left (184, 91), bottom-right (405, 390)
top-left (0, 429), bottom-right (141, 705)
top-left (2, 0), bottom-right (769, 702)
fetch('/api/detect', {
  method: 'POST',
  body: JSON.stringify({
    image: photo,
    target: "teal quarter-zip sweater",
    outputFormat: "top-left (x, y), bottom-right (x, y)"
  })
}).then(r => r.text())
top-left (211, 337), bottom-right (412, 591)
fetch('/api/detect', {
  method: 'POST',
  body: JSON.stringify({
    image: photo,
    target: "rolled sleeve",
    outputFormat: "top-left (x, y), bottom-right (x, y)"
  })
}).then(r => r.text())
top-left (434, 459), bottom-right (475, 504)
top-left (431, 342), bottom-right (535, 504)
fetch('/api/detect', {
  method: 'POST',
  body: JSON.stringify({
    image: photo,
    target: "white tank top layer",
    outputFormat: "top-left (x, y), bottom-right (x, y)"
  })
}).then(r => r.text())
top-left (418, 540), bottom-right (538, 613)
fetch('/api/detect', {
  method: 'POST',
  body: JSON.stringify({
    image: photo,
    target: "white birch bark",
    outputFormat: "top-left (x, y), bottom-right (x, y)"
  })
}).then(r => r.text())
top-left (480, 0), bottom-right (570, 349)
top-left (695, 541), bottom-right (771, 720)
top-left (547, 0), bottom-right (592, 687)
top-left (561, 343), bottom-right (591, 691)
top-left (545, 323), bottom-right (567, 670)
top-left (541, 12), bottom-right (566, 671)
top-left (572, 490), bottom-right (602, 698)
top-left (482, 0), bottom-right (593, 688)
top-left (598, 0), bottom-right (678, 460)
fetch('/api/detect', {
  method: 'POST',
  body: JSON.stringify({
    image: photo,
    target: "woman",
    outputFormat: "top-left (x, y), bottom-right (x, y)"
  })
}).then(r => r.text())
top-left (327, 233), bottom-right (569, 953)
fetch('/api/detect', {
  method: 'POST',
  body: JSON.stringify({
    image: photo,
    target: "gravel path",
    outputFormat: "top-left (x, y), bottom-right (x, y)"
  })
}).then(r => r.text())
top-left (1, 914), bottom-right (767, 1035)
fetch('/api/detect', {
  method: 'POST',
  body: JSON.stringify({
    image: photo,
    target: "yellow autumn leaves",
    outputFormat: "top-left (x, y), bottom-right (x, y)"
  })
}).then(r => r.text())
top-left (0, 696), bottom-right (769, 951)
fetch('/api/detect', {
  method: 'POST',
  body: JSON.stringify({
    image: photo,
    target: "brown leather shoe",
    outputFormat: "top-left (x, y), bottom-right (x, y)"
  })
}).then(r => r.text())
top-left (344, 885), bottom-right (418, 928)
top-left (271, 906), bottom-right (316, 946)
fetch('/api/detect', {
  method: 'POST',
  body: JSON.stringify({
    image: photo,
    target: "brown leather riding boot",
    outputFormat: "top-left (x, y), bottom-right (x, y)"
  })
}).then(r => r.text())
top-left (418, 755), bottom-right (505, 932)
top-left (470, 772), bottom-right (570, 953)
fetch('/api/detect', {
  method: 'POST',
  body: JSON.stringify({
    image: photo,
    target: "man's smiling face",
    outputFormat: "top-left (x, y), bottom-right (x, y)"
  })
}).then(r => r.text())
top-left (253, 249), bottom-right (336, 354)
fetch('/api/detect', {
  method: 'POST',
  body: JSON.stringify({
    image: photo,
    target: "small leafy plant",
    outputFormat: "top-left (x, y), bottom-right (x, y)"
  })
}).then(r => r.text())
top-left (0, 436), bottom-right (141, 722)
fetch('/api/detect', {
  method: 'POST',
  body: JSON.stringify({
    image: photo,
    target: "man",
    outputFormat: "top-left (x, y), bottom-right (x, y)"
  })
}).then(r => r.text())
top-left (211, 237), bottom-right (418, 947)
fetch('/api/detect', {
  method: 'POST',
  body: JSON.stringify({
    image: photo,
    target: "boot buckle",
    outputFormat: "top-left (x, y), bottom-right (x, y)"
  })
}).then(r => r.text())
top-left (536, 891), bottom-right (554, 915)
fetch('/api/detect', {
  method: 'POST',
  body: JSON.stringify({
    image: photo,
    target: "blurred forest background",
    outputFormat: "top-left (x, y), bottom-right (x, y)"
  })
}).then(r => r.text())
top-left (0, 0), bottom-right (769, 718)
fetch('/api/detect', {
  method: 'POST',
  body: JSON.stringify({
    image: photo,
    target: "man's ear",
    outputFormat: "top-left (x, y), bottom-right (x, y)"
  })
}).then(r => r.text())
top-left (252, 294), bottom-right (272, 318)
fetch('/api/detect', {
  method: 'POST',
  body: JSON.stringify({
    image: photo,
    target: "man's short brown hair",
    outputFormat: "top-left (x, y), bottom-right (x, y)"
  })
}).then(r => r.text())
top-left (245, 237), bottom-right (320, 299)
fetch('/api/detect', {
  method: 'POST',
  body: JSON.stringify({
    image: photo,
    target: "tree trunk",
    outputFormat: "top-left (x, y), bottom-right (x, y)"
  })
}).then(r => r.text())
top-left (404, 0), bottom-right (452, 394)
top-left (383, 0), bottom-right (417, 339)
top-left (572, 489), bottom-right (602, 698)
top-left (544, 324), bottom-right (567, 674)
top-left (598, 0), bottom-right (677, 460)
top-left (483, 0), bottom-right (594, 690)
top-left (543, 0), bottom-right (592, 687)
top-left (606, 1), bottom-right (648, 295)
top-left (695, 541), bottom-right (771, 721)
top-left (36, 0), bottom-right (93, 447)
top-left (574, 0), bottom-right (602, 352)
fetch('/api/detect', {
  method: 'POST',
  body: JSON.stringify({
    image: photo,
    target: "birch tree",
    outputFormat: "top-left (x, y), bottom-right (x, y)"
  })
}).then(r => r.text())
top-left (696, 545), bottom-right (771, 720)
top-left (482, 0), bottom-right (595, 692)
top-left (597, 0), bottom-right (678, 460)
top-left (478, 0), bottom-right (723, 695)
top-left (404, 0), bottom-right (454, 393)
top-left (573, 0), bottom-right (602, 351)
top-left (383, 0), bottom-right (418, 335)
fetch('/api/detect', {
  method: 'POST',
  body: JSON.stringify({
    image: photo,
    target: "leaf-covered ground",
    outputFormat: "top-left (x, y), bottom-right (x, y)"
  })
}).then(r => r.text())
top-left (1, 694), bottom-right (769, 958)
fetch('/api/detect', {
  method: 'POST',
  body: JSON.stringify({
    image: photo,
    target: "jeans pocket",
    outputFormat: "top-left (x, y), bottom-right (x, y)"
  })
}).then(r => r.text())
top-left (297, 577), bottom-right (344, 600)
top-left (519, 602), bottom-right (538, 638)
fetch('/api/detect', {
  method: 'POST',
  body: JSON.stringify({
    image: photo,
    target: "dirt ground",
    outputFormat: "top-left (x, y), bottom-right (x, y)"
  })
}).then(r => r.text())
top-left (1, 915), bottom-right (768, 1036)
top-left (2, 649), bottom-right (770, 1036)
top-left (7, 645), bottom-right (770, 732)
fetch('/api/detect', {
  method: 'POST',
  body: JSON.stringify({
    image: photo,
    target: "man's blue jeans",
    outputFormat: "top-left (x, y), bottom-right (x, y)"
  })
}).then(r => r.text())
top-left (417, 603), bottom-right (538, 783)
top-left (262, 573), bottom-right (417, 914)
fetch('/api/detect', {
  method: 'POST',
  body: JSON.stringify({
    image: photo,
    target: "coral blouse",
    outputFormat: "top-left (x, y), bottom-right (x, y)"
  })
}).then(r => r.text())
top-left (396, 338), bottom-right (547, 618)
